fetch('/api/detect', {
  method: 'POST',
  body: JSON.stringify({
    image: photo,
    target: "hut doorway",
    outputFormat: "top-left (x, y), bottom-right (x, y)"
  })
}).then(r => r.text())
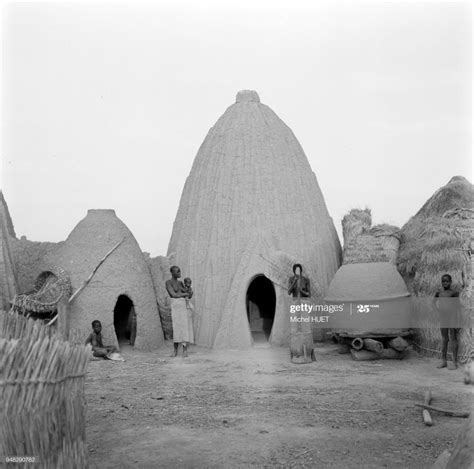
top-left (113, 295), bottom-right (137, 346)
top-left (246, 275), bottom-right (276, 342)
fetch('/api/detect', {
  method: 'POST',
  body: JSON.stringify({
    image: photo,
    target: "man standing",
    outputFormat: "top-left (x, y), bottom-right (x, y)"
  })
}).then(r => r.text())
top-left (287, 263), bottom-right (315, 362)
top-left (288, 263), bottom-right (311, 298)
top-left (434, 273), bottom-right (461, 370)
top-left (165, 266), bottom-right (194, 357)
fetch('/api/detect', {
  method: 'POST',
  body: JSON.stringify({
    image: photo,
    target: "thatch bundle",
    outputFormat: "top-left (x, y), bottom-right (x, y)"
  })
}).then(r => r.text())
top-left (342, 209), bottom-right (400, 265)
top-left (146, 255), bottom-right (173, 340)
top-left (398, 216), bottom-right (471, 294)
top-left (398, 176), bottom-right (473, 362)
top-left (1, 312), bottom-right (90, 468)
top-left (342, 208), bottom-right (372, 245)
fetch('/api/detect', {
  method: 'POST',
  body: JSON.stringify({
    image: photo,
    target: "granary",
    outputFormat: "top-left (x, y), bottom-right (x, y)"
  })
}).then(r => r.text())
top-left (398, 175), bottom-right (473, 362)
top-left (325, 262), bottom-right (411, 338)
top-left (323, 208), bottom-right (412, 358)
top-left (0, 192), bottom-right (18, 310)
top-left (44, 209), bottom-right (164, 350)
top-left (168, 90), bottom-right (342, 348)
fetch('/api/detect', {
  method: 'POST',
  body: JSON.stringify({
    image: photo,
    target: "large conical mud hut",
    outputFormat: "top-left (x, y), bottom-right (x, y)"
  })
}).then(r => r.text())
top-left (48, 209), bottom-right (164, 350)
top-left (168, 90), bottom-right (342, 348)
top-left (0, 192), bottom-right (18, 310)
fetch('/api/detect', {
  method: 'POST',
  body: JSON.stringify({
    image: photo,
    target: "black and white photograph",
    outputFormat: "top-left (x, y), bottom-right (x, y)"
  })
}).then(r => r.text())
top-left (0, 0), bottom-right (472, 467)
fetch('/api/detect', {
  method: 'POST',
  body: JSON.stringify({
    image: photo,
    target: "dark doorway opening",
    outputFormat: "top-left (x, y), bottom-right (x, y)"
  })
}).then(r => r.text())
top-left (113, 295), bottom-right (137, 345)
top-left (246, 275), bottom-right (276, 342)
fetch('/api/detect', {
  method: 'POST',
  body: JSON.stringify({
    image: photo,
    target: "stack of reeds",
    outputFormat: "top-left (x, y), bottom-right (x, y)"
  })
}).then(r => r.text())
top-left (342, 208), bottom-right (401, 265)
top-left (0, 312), bottom-right (90, 468)
top-left (342, 208), bottom-right (372, 246)
top-left (157, 301), bottom-right (173, 340)
top-left (145, 255), bottom-right (174, 340)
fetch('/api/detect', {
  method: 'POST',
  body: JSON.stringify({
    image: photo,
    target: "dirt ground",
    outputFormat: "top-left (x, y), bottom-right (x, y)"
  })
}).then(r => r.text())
top-left (85, 342), bottom-right (472, 468)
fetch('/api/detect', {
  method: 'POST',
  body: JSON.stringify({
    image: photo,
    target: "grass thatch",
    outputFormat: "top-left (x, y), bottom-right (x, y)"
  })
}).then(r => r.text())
top-left (398, 204), bottom-right (473, 363)
top-left (413, 176), bottom-right (473, 219)
top-left (342, 208), bottom-right (372, 245)
top-left (398, 216), bottom-right (472, 295)
top-left (342, 208), bottom-right (401, 265)
top-left (1, 312), bottom-right (90, 467)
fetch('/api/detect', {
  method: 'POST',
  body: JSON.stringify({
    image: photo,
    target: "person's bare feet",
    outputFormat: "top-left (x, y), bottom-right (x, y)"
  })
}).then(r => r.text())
top-left (448, 362), bottom-right (458, 370)
top-left (437, 360), bottom-right (447, 369)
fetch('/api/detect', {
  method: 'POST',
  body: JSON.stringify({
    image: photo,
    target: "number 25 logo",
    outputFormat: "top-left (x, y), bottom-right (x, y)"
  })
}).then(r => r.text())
top-left (357, 305), bottom-right (369, 313)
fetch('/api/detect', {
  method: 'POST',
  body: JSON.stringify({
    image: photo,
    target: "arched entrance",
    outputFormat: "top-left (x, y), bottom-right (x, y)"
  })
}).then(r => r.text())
top-left (246, 275), bottom-right (276, 342)
top-left (113, 295), bottom-right (137, 345)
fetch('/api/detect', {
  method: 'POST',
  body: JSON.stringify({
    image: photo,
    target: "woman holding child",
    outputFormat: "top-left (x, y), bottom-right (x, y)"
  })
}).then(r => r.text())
top-left (165, 265), bottom-right (194, 357)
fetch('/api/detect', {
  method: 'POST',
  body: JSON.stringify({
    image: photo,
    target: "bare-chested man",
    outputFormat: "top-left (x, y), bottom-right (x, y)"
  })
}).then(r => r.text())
top-left (434, 273), bottom-right (461, 370)
top-left (165, 266), bottom-right (194, 357)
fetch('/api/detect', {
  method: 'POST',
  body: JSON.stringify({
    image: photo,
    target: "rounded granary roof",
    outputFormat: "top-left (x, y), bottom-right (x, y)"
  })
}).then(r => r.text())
top-left (325, 262), bottom-right (409, 302)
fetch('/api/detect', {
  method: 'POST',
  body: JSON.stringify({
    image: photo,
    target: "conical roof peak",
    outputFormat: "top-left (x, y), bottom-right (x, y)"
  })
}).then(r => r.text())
top-left (235, 90), bottom-right (260, 103)
top-left (447, 175), bottom-right (470, 185)
top-left (87, 209), bottom-right (116, 216)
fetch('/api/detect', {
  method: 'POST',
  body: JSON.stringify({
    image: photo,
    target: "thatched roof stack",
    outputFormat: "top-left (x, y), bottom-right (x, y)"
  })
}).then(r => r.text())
top-left (412, 176), bottom-right (473, 219)
top-left (398, 176), bottom-right (473, 362)
top-left (398, 176), bottom-right (473, 295)
top-left (145, 254), bottom-right (173, 340)
top-left (342, 208), bottom-right (400, 265)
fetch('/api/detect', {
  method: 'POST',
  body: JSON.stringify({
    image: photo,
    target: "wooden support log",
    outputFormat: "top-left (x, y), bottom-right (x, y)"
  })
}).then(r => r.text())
top-left (379, 348), bottom-right (407, 360)
top-left (351, 337), bottom-right (364, 351)
top-left (423, 390), bottom-right (433, 426)
top-left (47, 239), bottom-right (124, 327)
top-left (446, 412), bottom-right (474, 468)
top-left (68, 238), bottom-right (124, 304)
top-left (337, 343), bottom-right (351, 354)
top-left (56, 296), bottom-right (70, 341)
top-left (431, 450), bottom-right (451, 469)
top-left (415, 404), bottom-right (470, 418)
top-left (464, 362), bottom-right (474, 385)
top-left (350, 349), bottom-right (379, 361)
top-left (363, 338), bottom-right (383, 354)
top-left (388, 336), bottom-right (409, 352)
top-left (290, 332), bottom-right (315, 364)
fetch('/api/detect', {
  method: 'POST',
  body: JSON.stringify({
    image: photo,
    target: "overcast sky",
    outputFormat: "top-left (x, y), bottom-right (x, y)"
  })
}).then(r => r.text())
top-left (1, 1), bottom-right (471, 256)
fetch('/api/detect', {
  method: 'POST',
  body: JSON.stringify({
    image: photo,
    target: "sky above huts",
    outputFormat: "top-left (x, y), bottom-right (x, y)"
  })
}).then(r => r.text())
top-left (1, 0), bottom-right (471, 256)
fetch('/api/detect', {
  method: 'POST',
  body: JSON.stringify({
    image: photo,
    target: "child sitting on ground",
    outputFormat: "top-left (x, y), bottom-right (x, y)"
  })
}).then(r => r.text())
top-left (85, 320), bottom-right (119, 359)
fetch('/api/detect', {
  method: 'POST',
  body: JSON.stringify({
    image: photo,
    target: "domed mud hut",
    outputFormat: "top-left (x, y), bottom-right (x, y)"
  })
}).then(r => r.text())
top-left (48, 209), bottom-right (164, 350)
top-left (168, 90), bottom-right (342, 348)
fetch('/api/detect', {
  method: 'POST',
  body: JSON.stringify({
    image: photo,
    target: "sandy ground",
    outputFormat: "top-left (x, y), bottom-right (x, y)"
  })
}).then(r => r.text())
top-left (85, 342), bottom-right (472, 469)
